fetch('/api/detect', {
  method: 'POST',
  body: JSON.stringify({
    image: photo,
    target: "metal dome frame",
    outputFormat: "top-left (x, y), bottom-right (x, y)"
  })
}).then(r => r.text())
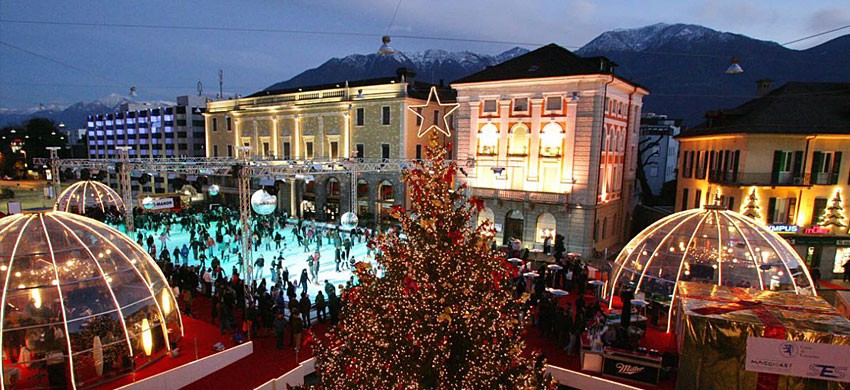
top-left (54, 180), bottom-right (125, 215)
top-left (606, 205), bottom-right (816, 332)
top-left (0, 211), bottom-right (182, 389)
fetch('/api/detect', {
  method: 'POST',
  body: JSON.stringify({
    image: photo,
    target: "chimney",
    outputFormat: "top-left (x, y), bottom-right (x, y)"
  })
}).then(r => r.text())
top-left (756, 79), bottom-right (773, 96)
top-left (396, 67), bottom-right (416, 83)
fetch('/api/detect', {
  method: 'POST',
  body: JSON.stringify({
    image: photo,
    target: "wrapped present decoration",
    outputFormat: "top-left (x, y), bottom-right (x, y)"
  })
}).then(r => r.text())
top-left (676, 282), bottom-right (850, 390)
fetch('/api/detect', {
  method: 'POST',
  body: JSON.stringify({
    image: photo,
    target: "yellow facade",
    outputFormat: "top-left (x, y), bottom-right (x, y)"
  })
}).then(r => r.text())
top-left (677, 133), bottom-right (850, 277)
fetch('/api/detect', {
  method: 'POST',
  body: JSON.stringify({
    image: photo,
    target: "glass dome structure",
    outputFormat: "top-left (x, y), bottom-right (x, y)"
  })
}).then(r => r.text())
top-left (54, 181), bottom-right (125, 217)
top-left (607, 206), bottom-right (815, 331)
top-left (0, 212), bottom-right (182, 389)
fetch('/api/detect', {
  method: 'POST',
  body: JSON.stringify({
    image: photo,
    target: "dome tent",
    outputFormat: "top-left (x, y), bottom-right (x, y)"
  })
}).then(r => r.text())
top-left (54, 181), bottom-right (125, 217)
top-left (607, 205), bottom-right (815, 332)
top-left (0, 212), bottom-right (181, 389)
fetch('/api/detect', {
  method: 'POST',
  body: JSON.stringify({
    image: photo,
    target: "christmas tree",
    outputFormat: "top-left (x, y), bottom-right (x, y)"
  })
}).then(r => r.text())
top-left (741, 188), bottom-right (761, 221)
top-left (312, 136), bottom-right (547, 389)
top-left (819, 190), bottom-right (846, 229)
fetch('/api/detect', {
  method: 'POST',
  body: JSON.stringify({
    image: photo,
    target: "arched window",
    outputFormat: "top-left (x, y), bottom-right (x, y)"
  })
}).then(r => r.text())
top-left (477, 207), bottom-right (495, 227)
top-left (477, 123), bottom-right (499, 155)
top-left (327, 177), bottom-right (340, 197)
top-left (536, 213), bottom-right (557, 243)
top-left (378, 181), bottom-right (394, 201)
top-left (540, 122), bottom-right (564, 157)
top-left (508, 123), bottom-right (529, 156)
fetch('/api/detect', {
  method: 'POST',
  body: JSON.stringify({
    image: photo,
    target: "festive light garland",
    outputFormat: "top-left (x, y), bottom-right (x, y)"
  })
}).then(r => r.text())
top-left (310, 135), bottom-right (549, 389)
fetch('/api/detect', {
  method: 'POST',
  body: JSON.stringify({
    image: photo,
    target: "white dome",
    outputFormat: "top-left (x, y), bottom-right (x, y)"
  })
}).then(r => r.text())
top-left (0, 211), bottom-right (181, 388)
top-left (607, 206), bottom-right (815, 329)
top-left (54, 181), bottom-right (125, 217)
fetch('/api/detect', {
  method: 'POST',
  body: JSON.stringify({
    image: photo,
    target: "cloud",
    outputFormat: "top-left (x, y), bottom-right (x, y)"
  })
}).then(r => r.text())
top-left (806, 8), bottom-right (850, 32)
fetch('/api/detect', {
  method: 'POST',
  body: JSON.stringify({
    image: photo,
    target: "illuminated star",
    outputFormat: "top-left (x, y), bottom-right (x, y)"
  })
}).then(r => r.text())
top-left (408, 86), bottom-right (459, 138)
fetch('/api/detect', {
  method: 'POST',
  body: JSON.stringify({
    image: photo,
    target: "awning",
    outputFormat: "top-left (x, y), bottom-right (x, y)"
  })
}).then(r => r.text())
top-left (259, 179), bottom-right (275, 186)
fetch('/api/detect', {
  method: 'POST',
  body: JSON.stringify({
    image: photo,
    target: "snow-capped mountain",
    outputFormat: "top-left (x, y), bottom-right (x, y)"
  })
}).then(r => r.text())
top-left (0, 94), bottom-right (175, 130)
top-left (577, 23), bottom-right (761, 53)
top-left (263, 47), bottom-right (529, 91)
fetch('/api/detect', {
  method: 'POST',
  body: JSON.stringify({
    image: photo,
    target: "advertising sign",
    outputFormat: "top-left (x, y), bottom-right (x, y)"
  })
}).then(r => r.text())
top-left (746, 337), bottom-right (850, 383)
top-left (602, 352), bottom-right (661, 385)
top-left (151, 197), bottom-right (175, 210)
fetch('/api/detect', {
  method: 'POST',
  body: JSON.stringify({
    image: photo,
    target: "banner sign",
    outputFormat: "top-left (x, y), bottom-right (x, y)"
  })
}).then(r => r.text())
top-left (602, 352), bottom-right (661, 385)
top-left (151, 198), bottom-right (175, 210)
top-left (768, 224), bottom-right (798, 234)
top-left (746, 337), bottom-right (850, 383)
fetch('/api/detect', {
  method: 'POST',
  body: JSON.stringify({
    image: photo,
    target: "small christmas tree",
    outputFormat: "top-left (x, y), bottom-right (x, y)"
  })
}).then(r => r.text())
top-left (742, 188), bottom-right (761, 221)
top-left (819, 190), bottom-right (846, 229)
top-left (312, 136), bottom-right (547, 388)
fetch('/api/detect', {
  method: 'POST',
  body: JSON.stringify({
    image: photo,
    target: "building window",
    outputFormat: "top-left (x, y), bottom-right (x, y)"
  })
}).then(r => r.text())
top-left (508, 123), bottom-right (528, 156)
top-left (513, 98), bottom-right (528, 113)
top-left (213, 145), bottom-right (218, 157)
top-left (212, 118), bottom-right (218, 132)
top-left (226, 117), bottom-right (232, 131)
top-left (356, 108), bottom-right (365, 126)
top-left (545, 96), bottom-right (562, 112)
top-left (433, 110), bottom-right (439, 126)
top-left (283, 142), bottom-right (291, 159)
top-left (767, 197), bottom-right (796, 225)
top-left (305, 141), bottom-right (314, 159)
top-left (811, 151), bottom-right (842, 185)
top-left (329, 141), bottom-right (339, 159)
top-left (482, 99), bottom-right (497, 114)
top-left (694, 189), bottom-right (702, 209)
top-left (811, 197), bottom-right (828, 225)
top-left (227, 144), bottom-right (233, 157)
top-left (416, 145), bottom-right (422, 160)
top-left (539, 122), bottom-right (563, 157)
top-left (381, 143), bottom-right (390, 160)
top-left (262, 142), bottom-right (270, 156)
top-left (382, 106), bottom-right (391, 125)
top-left (356, 144), bottom-right (365, 160)
top-left (477, 123), bottom-right (499, 155)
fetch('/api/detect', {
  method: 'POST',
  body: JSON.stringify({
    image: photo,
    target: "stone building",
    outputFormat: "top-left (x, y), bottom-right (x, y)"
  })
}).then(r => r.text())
top-left (452, 44), bottom-right (648, 257)
top-left (204, 69), bottom-right (454, 226)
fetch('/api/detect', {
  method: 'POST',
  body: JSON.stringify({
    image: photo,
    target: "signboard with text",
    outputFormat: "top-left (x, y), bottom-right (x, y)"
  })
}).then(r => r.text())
top-left (746, 337), bottom-right (850, 383)
top-left (768, 224), bottom-right (798, 234)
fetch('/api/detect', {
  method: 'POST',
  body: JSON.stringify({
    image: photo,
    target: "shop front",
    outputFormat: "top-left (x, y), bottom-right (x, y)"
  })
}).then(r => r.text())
top-left (770, 224), bottom-right (850, 279)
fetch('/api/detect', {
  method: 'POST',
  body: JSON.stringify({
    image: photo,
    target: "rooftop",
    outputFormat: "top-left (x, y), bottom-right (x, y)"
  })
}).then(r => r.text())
top-left (680, 82), bottom-right (850, 137)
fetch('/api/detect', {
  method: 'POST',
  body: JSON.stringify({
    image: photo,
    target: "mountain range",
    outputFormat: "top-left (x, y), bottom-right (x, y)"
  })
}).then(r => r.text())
top-left (4, 23), bottom-right (849, 129)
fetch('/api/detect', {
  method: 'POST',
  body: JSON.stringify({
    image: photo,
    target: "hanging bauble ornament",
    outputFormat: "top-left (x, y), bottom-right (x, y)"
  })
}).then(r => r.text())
top-left (208, 184), bottom-right (220, 197)
top-left (340, 212), bottom-right (359, 230)
top-left (251, 189), bottom-right (277, 215)
top-left (142, 196), bottom-right (155, 210)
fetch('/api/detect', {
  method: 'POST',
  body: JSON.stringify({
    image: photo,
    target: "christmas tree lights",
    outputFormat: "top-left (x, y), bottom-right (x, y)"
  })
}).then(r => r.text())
top-left (311, 135), bottom-right (548, 389)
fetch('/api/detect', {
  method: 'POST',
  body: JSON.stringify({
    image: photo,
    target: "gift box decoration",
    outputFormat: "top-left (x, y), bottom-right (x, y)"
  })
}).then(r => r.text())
top-left (675, 282), bottom-right (850, 390)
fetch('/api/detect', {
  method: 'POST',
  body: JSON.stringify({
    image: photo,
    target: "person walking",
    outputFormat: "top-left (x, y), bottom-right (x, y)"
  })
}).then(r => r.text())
top-left (290, 308), bottom-right (304, 353)
top-left (315, 291), bottom-right (326, 323)
top-left (299, 292), bottom-right (312, 329)
top-left (273, 312), bottom-right (286, 349)
top-left (299, 269), bottom-right (310, 295)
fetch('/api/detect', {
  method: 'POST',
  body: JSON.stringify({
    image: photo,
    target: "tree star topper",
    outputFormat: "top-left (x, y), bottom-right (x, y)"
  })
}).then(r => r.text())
top-left (408, 86), bottom-right (459, 138)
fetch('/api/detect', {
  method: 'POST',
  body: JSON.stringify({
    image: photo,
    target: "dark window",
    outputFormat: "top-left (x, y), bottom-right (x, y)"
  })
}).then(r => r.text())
top-left (416, 145), bottom-right (422, 160)
top-left (177, 132), bottom-right (188, 138)
top-left (681, 188), bottom-right (689, 211)
top-left (382, 106), bottom-right (391, 125)
top-left (193, 131), bottom-right (205, 138)
top-left (283, 142), bottom-right (291, 159)
top-left (192, 120), bottom-right (205, 127)
top-left (482, 99), bottom-right (497, 113)
top-left (177, 119), bottom-right (188, 126)
top-left (694, 189), bottom-right (702, 209)
top-left (545, 96), bottom-right (562, 111)
top-left (330, 141), bottom-right (339, 159)
top-left (226, 117), bottom-right (232, 131)
top-left (356, 144), bottom-right (365, 159)
top-left (213, 145), bottom-right (219, 156)
top-left (381, 144), bottom-right (390, 160)
top-left (306, 142), bottom-right (314, 159)
top-left (416, 108), bottom-right (422, 126)
top-left (433, 110), bottom-right (439, 126)
top-left (176, 106), bottom-right (186, 114)
top-left (193, 144), bottom-right (203, 151)
top-left (811, 197), bottom-right (828, 225)
top-left (178, 143), bottom-right (188, 150)
top-left (212, 118), bottom-right (218, 132)
top-left (514, 98), bottom-right (528, 112)
top-left (356, 108), bottom-right (365, 126)
top-left (227, 144), bottom-right (233, 157)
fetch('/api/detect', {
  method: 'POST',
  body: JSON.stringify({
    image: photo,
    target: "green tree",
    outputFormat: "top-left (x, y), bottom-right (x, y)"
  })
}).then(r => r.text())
top-left (312, 136), bottom-right (548, 389)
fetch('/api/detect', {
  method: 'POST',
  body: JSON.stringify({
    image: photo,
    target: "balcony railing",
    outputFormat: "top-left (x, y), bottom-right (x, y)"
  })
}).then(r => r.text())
top-left (706, 171), bottom-right (841, 186)
top-left (471, 188), bottom-right (568, 204)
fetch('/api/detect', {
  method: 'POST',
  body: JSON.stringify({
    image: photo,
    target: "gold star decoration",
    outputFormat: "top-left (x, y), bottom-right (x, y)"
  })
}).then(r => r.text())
top-left (407, 86), bottom-right (459, 138)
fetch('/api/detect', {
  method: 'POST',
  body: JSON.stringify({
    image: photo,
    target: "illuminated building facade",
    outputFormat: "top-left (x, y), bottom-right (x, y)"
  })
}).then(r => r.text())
top-left (676, 82), bottom-right (850, 279)
top-left (204, 70), bottom-right (453, 225)
top-left (86, 95), bottom-right (207, 193)
top-left (453, 44), bottom-right (648, 256)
